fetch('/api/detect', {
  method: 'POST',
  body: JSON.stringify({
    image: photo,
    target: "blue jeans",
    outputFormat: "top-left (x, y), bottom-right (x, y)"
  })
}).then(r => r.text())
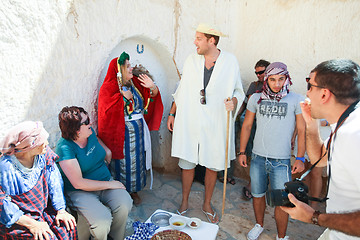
top-left (250, 154), bottom-right (291, 198)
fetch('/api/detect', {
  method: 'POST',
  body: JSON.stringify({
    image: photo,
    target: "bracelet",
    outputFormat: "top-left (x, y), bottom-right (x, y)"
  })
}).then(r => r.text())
top-left (311, 210), bottom-right (321, 225)
top-left (296, 156), bottom-right (306, 163)
top-left (236, 151), bottom-right (246, 156)
top-left (169, 113), bottom-right (175, 117)
top-left (325, 120), bottom-right (329, 126)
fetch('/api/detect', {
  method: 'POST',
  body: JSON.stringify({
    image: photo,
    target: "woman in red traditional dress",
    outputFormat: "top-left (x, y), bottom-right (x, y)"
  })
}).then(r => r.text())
top-left (98, 52), bottom-right (163, 205)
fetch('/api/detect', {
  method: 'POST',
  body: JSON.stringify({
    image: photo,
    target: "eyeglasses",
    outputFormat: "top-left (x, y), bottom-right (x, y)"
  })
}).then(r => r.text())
top-left (255, 70), bottom-right (265, 75)
top-left (306, 77), bottom-right (337, 96)
top-left (200, 89), bottom-right (206, 105)
top-left (307, 82), bottom-right (326, 91)
top-left (306, 77), bottom-right (325, 91)
top-left (81, 117), bottom-right (90, 125)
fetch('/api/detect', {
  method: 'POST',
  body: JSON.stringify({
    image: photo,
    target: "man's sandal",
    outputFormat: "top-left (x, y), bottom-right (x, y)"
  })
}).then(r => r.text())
top-left (202, 209), bottom-right (219, 224)
top-left (176, 209), bottom-right (188, 216)
top-left (242, 186), bottom-right (253, 200)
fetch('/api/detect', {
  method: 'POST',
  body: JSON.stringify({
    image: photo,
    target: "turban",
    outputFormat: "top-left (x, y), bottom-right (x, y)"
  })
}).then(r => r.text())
top-left (258, 62), bottom-right (292, 103)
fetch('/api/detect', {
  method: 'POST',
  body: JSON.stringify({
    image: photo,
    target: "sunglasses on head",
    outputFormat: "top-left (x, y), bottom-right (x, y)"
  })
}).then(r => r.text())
top-left (200, 89), bottom-right (206, 105)
top-left (255, 70), bottom-right (265, 75)
top-left (81, 117), bottom-right (90, 126)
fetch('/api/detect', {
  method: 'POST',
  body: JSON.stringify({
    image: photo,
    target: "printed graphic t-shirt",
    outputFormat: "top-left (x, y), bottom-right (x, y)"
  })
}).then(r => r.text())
top-left (247, 92), bottom-right (303, 159)
top-left (56, 128), bottom-right (111, 192)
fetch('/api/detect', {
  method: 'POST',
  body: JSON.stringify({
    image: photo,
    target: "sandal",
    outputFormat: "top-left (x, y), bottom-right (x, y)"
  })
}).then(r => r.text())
top-left (176, 208), bottom-right (188, 216)
top-left (228, 178), bottom-right (236, 185)
top-left (219, 177), bottom-right (236, 185)
top-left (242, 186), bottom-right (253, 200)
top-left (202, 209), bottom-right (219, 224)
top-left (218, 176), bottom-right (225, 183)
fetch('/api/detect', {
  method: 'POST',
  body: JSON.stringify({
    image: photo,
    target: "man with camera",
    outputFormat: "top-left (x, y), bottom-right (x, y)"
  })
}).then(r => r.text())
top-left (281, 59), bottom-right (360, 239)
top-left (238, 62), bottom-right (306, 240)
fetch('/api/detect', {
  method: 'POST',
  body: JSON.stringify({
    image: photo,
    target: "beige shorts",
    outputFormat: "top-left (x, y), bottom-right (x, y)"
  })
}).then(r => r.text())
top-left (178, 158), bottom-right (220, 172)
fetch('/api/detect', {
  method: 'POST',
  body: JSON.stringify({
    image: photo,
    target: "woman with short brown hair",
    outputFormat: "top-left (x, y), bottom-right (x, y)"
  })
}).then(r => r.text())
top-left (56, 106), bottom-right (132, 240)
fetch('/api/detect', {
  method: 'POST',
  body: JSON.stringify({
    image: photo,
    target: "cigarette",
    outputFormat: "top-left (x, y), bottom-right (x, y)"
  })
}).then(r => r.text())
top-left (300, 98), bottom-right (311, 105)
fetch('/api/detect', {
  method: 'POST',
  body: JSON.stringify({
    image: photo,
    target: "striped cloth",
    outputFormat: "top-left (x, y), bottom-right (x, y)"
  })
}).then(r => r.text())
top-left (109, 85), bottom-right (147, 193)
top-left (110, 118), bottom-right (147, 193)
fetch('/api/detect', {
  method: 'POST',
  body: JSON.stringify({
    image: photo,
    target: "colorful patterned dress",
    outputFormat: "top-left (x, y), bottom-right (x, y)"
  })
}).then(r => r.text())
top-left (109, 84), bottom-right (147, 193)
top-left (98, 57), bottom-right (163, 194)
top-left (0, 147), bottom-right (77, 239)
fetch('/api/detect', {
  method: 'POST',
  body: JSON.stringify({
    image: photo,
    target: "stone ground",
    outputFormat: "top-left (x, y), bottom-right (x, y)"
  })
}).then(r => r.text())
top-left (125, 170), bottom-right (325, 240)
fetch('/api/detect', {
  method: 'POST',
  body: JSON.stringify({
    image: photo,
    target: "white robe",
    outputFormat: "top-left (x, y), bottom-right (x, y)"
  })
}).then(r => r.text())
top-left (172, 50), bottom-right (245, 170)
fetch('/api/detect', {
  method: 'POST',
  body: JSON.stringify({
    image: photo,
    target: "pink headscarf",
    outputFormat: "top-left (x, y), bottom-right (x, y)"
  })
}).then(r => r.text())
top-left (0, 121), bottom-right (49, 157)
top-left (258, 62), bottom-right (292, 103)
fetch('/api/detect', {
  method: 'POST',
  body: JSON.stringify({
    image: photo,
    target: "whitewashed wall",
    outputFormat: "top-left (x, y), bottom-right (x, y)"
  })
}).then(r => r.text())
top-left (1, 0), bottom-right (360, 171)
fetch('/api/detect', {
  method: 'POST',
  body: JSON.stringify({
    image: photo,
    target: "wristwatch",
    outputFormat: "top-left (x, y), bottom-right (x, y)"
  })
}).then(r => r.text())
top-left (311, 210), bottom-right (321, 225)
top-left (236, 151), bottom-right (246, 156)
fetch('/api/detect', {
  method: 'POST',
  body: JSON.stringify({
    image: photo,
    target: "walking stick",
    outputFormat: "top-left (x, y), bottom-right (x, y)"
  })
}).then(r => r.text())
top-left (222, 98), bottom-right (231, 216)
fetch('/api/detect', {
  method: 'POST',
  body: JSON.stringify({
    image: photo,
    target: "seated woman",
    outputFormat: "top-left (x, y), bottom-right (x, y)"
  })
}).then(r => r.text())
top-left (0, 121), bottom-right (77, 240)
top-left (56, 106), bottom-right (132, 240)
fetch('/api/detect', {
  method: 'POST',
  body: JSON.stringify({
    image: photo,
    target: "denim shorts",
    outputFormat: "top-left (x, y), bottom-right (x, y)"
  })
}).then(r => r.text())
top-left (250, 153), bottom-right (291, 197)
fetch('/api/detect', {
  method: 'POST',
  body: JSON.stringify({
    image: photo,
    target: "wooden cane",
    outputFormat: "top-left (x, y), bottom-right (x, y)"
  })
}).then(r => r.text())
top-left (222, 98), bottom-right (231, 216)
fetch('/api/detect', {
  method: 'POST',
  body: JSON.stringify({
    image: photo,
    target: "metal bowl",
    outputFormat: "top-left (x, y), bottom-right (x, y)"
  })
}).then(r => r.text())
top-left (150, 212), bottom-right (172, 227)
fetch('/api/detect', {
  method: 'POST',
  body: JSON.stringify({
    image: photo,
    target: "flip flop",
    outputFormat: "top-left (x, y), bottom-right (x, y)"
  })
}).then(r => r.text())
top-left (176, 209), bottom-right (188, 216)
top-left (202, 209), bottom-right (219, 224)
top-left (242, 186), bottom-right (253, 200)
top-left (228, 178), bottom-right (236, 185)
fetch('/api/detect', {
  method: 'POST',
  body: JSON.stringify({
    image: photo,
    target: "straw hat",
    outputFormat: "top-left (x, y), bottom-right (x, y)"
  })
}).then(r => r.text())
top-left (196, 23), bottom-right (227, 37)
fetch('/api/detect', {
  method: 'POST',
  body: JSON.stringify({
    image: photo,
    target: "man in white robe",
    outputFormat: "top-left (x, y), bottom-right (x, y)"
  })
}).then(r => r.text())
top-left (167, 23), bottom-right (245, 223)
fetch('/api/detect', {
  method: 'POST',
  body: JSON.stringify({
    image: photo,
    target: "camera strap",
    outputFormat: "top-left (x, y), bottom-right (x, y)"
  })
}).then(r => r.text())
top-left (298, 99), bottom-right (359, 203)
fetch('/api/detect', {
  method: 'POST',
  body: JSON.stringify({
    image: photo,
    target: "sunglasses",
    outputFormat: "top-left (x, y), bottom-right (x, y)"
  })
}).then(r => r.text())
top-left (307, 82), bottom-right (325, 91)
top-left (305, 77), bottom-right (325, 91)
top-left (81, 117), bottom-right (90, 126)
top-left (306, 77), bottom-right (337, 96)
top-left (255, 70), bottom-right (265, 75)
top-left (200, 89), bottom-right (206, 105)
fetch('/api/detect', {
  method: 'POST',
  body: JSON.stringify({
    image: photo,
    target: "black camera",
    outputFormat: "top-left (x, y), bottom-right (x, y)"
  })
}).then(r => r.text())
top-left (266, 180), bottom-right (309, 207)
